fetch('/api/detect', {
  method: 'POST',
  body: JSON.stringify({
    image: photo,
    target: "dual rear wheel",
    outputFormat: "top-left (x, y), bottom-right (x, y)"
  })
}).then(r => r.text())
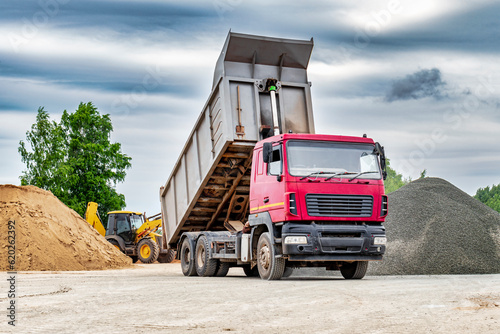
top-left (181, 232), bottom-right (287, 280)
top-left (180, 236), bottom-right (231, 277)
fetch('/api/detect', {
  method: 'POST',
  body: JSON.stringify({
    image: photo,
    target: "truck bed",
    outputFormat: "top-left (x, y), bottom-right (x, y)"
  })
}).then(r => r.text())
top-left (160, 32), bottom-right (315, 247)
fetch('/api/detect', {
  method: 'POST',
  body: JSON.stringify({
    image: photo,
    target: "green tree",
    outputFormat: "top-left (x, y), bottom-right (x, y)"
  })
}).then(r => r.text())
top-left (18, 107), bottom-right (66, 197)
top-left (19, 102), bottom-right (131, 219)
top-left (384, 159), bottom-right (410, 194)
top-left (474, 184), bottom-right (500, 213)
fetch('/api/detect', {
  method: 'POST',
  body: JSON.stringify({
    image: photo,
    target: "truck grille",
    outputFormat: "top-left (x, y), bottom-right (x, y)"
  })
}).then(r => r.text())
top-left (306, 194), bottom-right (373, 217)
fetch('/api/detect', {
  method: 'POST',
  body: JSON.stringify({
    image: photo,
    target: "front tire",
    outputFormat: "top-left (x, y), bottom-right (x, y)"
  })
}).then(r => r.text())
top-left (257, 232), bottom-right (285, 280)
top-left (137, 238), bottom-right (160, 263)
top-left (180, 238), bottom-right (197, 276)
top-left (340, 261), bottom-right (368, 279)
top-left (195, 236), bottom-right (218, 277)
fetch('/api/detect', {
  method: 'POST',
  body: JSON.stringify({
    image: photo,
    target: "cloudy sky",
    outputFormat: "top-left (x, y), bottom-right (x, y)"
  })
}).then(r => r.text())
top-left (1, 0), bottom-right (499, 215)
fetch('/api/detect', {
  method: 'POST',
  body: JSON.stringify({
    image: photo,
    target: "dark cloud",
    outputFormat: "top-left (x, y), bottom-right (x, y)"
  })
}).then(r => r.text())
top-left (0, 1), bottom-right (213, 27)
top-left (377, 3), bottom-right (500, 53)
top-left (384, 68), bottom-right (446, 102)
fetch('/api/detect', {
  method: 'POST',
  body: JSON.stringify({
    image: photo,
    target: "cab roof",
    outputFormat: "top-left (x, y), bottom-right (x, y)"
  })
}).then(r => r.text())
top-left (107, 210), bottom-right (143, 215)
top-left (255, 133), bottom-right (376, 149)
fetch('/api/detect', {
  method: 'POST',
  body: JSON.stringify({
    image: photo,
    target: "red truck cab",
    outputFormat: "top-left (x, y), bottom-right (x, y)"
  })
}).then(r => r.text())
top-left (248, 133), bottom-right (387, 276)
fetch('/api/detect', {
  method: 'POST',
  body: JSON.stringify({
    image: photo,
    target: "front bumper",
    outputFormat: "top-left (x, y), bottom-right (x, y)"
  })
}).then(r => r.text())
top-left (282, 222), bottom-right (386, 260)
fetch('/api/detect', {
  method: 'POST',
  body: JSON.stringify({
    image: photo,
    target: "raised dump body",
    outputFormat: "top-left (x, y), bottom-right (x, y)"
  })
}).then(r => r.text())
top-left (160, 32), bottom-right (315, 247)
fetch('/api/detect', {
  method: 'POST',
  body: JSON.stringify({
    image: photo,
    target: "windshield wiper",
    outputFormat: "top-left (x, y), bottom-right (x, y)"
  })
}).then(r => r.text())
top-left (324, 171), bottom-right (355, 181)
top-left (348, 171), bottom-right (379, 182)
top-left (299, 171), bottom-right (327, 180)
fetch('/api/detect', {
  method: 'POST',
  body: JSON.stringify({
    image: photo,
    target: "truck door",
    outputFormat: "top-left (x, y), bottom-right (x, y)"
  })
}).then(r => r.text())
top-left (252, 144), bottom-right (286, 222)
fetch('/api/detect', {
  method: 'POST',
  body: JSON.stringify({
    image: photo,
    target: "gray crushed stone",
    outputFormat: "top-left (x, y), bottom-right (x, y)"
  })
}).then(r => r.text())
top-left (368, 177), bottom-right (500, 275)
top-left (291, 177), bottom-right (500, 277)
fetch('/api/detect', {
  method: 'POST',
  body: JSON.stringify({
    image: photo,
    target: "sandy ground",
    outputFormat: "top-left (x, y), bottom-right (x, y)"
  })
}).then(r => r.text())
top-left (1, 264), bottom-right (499, 334)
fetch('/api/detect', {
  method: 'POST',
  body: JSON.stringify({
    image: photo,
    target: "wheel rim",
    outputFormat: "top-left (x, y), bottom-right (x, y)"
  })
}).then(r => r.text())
top-left (140, 244), bottom-right (151, 258)
top-left (259, 242), bottom-right (271, 271)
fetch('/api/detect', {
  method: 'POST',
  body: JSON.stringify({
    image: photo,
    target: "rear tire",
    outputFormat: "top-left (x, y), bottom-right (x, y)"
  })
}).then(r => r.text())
top-left (158, 248), bottom-right (176, 263)
top-left (214, 261), bottom-right (231, 277)
top-left (195, 236), bottom-right (218, 277)
top-left (340, 261), bottom-right (368, 279)
top-left (257, 232), bottom-right (285, 280)
top-left (137, 238), bottom-right (160, 263)
top-left (180, 238), bottom-right (197, 276)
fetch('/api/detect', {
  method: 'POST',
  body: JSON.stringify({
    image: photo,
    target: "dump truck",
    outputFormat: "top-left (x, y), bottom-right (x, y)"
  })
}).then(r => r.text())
top-left (85, 202), bottom-right (175, 263)
top-left (159, 32), bottom-right (387, 280)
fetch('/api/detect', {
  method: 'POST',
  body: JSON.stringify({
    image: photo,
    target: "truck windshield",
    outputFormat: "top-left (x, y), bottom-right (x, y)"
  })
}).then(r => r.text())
top-left (287, 141), bottom-right (381, 180)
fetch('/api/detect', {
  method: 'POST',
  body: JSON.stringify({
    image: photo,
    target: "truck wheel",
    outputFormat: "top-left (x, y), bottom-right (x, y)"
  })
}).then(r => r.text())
top-left (282, 267), bottom-right (294, 278)
top-left (214, 261), bottom-right (231, 277)
top-left (340, 261), bottom-right (368, 279)
top-left (158, 248), bottom-right (176, 263)
top-left (137, 238), bottom-right (160, 263)
top-left (242, 264), bottom-right (259, 277)
top-left (257, 232), bottom-right (285, 280)
top-left (180, 238), bottom-right (197, 276)
top-left (195, 236), bottom-right (218, 277)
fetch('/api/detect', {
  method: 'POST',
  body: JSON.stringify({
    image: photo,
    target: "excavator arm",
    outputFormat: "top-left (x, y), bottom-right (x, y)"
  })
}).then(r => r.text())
top-left (85, 202), bottom-right (106, 237)
top-left (134, 217), bottom-right (162, 243)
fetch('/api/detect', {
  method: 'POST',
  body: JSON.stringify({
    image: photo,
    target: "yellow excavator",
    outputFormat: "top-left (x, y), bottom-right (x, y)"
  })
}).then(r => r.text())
top-left (85, 202), bottom-right (175, 263)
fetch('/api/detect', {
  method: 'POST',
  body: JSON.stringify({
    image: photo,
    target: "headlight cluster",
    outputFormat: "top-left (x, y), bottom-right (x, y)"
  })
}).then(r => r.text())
top-left (373, 236), bottom-right (387, 245)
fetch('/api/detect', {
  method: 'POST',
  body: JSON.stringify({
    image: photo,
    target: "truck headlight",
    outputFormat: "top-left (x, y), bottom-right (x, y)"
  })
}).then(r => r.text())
top-left (373, 237), bottom-right (387, 245)
top-left (284, 236), bottom-right (308, 244)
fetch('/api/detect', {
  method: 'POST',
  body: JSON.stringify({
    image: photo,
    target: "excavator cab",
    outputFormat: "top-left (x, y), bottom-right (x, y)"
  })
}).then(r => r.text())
top-left (106, 212), bottom-right (143, 243)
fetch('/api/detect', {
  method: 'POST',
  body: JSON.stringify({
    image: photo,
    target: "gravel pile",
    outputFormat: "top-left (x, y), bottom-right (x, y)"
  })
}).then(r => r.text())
top-left (368, 177), bottom-right (500, 275)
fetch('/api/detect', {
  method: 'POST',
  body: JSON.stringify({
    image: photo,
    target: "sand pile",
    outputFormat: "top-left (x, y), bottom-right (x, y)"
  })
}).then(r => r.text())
top-left (0, 184), bottom-right (131, 271)
top-left (369, 177), bottom-right (500, 275)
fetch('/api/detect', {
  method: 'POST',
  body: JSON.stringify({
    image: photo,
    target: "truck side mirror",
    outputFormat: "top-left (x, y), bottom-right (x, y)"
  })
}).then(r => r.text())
top-left (374, 142), bottom-right (387, 180)
top-left (263, 142), bottom-right (272, 163)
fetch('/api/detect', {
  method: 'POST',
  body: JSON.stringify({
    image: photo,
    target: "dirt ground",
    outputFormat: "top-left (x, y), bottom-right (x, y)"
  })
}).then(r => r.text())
top-left (1, 264), bottom-right (499, 334)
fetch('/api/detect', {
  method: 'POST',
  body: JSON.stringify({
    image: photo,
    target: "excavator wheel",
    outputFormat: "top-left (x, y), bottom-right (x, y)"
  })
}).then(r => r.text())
top-left (137, 238), bottom-right (160, 264)
top-left (158, 248), bottom-right (176, 263)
